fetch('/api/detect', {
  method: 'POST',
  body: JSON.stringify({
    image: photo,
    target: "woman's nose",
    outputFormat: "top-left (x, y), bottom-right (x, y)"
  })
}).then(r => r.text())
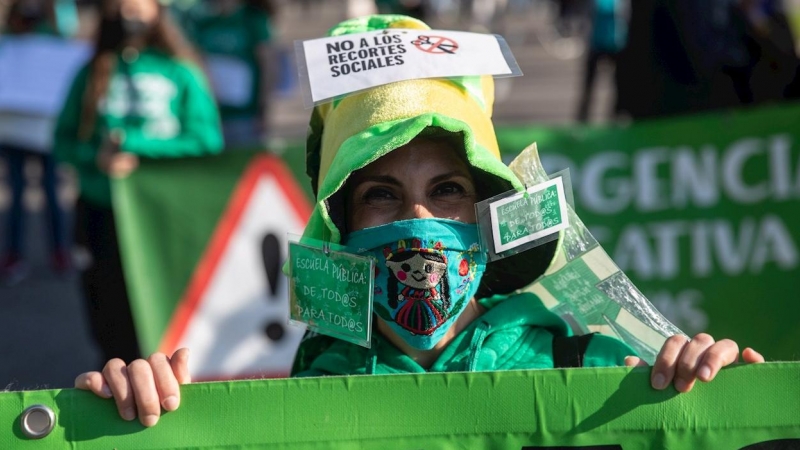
top-left (402, 202), bottom-right (435, 220)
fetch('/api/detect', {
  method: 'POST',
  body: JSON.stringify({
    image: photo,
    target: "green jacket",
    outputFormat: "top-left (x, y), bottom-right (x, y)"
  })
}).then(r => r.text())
top-left (294, 292), bottom-right (635, 376)
top-left (54, 49), bottom-right (223, 207)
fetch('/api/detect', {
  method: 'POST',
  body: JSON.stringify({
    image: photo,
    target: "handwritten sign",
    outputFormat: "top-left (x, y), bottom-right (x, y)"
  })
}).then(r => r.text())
top-left (297, 29), bottom-right (520, 107)
top-left (490, 178), bottom-right (570, 253)
top-left (540, 258), bottom-right (621, 327)
top-left (288, 242), bottom-right (373, 347)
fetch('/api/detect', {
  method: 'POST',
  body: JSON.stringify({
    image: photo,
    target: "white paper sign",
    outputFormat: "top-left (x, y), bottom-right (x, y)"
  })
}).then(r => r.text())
top-left (0, 35), bottom-right (91, 116)
top-left (298, 29), bottom-right (521, 107)
top-left (489, 178), bottom-right (570, 254)
top-left (205, 54), bottom-right (253, 107)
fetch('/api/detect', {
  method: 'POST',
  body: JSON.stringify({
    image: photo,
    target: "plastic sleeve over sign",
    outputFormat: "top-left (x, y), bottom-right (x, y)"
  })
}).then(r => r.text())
top-left (508, 143), bottom-right (685, 364)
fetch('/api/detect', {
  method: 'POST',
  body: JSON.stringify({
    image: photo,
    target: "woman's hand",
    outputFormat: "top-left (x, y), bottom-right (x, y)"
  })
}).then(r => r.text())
top-left (74, 348), bottom-right (191, 427)
top-left (96, 130), bottom-right (139, 177)
top-left (625, 334), bottom-right (765, 392)
top-left (96, 150), bottom-right (139, 177)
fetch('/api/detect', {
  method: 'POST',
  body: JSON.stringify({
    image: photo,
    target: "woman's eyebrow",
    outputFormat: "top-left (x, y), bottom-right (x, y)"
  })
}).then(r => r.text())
top-left (429, 171), bottom-right (472, 184)
top-left (350, 174), bottom-right (402, 187)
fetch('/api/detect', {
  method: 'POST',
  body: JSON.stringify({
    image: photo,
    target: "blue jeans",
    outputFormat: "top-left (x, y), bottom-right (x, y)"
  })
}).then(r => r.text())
top-left (1, 144), bottom-right (66, 256)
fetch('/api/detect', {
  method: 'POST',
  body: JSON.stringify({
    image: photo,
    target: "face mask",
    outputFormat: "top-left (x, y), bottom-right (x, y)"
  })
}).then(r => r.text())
top-left (345, 219), bottom-right (487, 350)
top-left (121, 18), bottom-right (151, 39)
top-left (101, 17), bottom-right (151, 50)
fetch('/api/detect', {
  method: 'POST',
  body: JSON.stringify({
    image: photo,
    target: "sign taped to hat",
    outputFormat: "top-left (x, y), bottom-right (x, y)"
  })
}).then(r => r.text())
top-left (296, 28), bottom-right (521, 107)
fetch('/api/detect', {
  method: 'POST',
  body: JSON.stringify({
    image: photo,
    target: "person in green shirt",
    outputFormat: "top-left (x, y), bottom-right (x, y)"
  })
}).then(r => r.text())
top-left (55, 0), bottom-right (222, 365)
top-left (189, 0), bottom-right (278, 147)
top-left (75, 14), bottom-right (764, 429)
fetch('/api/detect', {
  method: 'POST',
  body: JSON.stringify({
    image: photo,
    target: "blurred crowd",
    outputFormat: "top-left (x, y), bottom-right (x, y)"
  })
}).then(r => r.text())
top-left (0, 0), bottom-right (278, 363)
top-left (615, 0), bottom-right (800, 121)
top-left (1, 0), bottom-right (799, 363)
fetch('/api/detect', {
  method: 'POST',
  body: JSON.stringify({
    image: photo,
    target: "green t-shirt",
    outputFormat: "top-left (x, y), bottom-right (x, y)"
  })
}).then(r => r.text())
top-left (192, 5), bottom-right (273, 120)
top-left (54, 48), bottom-right (223, 207)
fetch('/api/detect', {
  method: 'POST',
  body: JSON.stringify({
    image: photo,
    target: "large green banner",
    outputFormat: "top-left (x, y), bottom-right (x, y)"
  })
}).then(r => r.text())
top-left (496, 104), bottom-right (800, 361)
top-left (3, 364), bottom-right (800, 449)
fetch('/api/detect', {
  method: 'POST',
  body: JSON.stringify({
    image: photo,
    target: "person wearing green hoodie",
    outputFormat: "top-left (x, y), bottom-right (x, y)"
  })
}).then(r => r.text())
top-left (55, 0), bottom-right (222, 365)
top-left (74, 14), bottom-right (763, 429)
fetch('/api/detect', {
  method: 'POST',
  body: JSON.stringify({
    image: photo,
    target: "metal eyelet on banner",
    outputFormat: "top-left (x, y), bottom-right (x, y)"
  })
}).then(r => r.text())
top-left (20, 404), bottom-right (56, 439)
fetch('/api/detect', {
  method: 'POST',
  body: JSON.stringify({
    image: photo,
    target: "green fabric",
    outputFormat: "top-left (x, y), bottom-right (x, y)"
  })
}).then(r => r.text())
top-left (326, 14), bottom-right (426, 36)
top-left (54, 49), bottom-right (223, 206)
top-left (3, 364), bottom-right (799, 448)
top-left (192, 4), bottom-right (273, 119)
top-left (294, 292), bottom-right (634, 376)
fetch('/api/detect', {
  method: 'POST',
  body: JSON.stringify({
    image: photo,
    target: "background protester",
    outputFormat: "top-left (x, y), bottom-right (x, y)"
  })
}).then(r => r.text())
top-left (615, 0), bottom-right (800, 120)
top-left (375, 0), bottom-right (429, 21)
top-left (0, 0), bottom-right (81, 284)
top-left (188, 0), bottom-right (279, 148)
top-left (737, 0), bottom-right (800, 102)
top-left (575, 0), bottom-right (627, 123)
top-left (54, 0), bottom-right (222, 364)
top-left (615, 0), bottom-right (740, 119)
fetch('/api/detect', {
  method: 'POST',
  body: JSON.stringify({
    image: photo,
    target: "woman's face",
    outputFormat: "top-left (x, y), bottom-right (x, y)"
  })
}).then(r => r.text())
top-left (346, 138), bottom-right (478, 232)
top-left (118, 0), bottom-right (159, 24)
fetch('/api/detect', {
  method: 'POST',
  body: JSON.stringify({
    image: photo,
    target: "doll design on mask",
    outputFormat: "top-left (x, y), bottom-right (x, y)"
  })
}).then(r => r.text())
top-left (384, 239), bottom-right (456, 336)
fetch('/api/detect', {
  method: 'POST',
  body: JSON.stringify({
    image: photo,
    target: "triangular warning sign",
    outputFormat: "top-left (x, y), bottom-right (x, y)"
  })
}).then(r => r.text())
top-left (160, 155), bottom-right (311, 380)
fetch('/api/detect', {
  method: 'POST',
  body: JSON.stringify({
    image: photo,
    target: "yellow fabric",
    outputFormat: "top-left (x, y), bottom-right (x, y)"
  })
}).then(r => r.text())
top-left (317, 77), bottom-right (500, 186)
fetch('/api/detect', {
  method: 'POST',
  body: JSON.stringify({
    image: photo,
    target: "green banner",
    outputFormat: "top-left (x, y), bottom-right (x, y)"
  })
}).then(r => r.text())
top-left (496, 104), bottom-right (800, 361)
top-left (2, 364), bottom-right (799, 448)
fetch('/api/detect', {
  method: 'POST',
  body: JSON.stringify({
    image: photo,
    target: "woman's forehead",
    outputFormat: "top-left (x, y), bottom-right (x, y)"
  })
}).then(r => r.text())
top-left (358, 137), bottom-right (471, 177)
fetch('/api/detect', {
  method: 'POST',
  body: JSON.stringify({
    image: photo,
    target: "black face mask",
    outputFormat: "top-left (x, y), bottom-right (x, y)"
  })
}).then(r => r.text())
top-left (122, 18), bottom-right (150, 38)
top-left (19, 3), bottom-right (46, 21)
top-left (99, 16), bottom-right (152, 50)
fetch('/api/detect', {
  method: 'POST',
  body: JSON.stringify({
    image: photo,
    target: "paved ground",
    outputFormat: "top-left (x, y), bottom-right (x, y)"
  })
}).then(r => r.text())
top-left (0, 1), bottom-right (614, 390)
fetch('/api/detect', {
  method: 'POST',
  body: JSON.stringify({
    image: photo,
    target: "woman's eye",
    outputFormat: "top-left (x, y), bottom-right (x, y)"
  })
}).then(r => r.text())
top-left (362, 187), bottom-right (395, 202)
top-left (432, 182), bottom-right (467, 196)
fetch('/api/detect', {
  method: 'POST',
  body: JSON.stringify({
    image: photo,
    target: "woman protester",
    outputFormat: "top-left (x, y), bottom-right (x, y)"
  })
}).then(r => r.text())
top-left (55, 0), bottom-right (222, 365)
top-left (74, 14), bottom-right (763, 428)
top-left (189, 0), bottom-right (279, 147)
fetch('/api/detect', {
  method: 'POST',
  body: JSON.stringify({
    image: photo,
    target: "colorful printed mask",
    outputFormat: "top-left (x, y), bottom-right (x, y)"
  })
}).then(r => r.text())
top-left (344, 218), bottom-right (487, 350)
